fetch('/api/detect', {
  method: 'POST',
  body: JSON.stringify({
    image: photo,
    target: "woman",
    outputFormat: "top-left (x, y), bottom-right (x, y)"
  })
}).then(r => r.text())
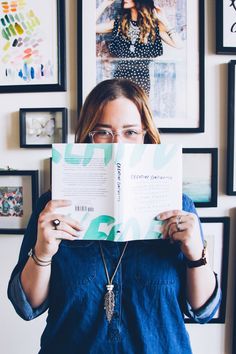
top-left (8, 79), bottom-right (220, 354)
top-left (96, 0), bottom-right (180, 94)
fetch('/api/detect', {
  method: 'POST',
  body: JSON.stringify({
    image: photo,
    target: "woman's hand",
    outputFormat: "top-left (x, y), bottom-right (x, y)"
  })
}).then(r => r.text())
top-left (34, 200), bottom-right (82, 261)
top-left (158, 210), bottom-right (204, 261)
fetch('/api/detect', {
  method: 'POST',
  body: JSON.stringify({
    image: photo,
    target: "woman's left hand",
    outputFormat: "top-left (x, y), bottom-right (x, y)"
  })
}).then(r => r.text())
top-left (158, 210), bottom-right (204, 261)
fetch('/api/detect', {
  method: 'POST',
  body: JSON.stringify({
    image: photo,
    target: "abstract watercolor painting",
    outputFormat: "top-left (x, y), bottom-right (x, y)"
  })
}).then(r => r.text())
top-left (0, 170), bottom-right (39, 234)
top-left (79, 0), bottom-right (204, 132)
top-left (0, 0), bottom-right (66, 92)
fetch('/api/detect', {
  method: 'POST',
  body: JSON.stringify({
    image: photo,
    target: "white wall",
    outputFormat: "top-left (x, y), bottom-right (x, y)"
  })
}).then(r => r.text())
top-left (0, 1), bottom-right (235, 353)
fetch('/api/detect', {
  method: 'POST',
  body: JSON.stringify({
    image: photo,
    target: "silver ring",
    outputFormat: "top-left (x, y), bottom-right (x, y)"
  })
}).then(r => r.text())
top-left (176, 215), bottom-right (182, 232)
top-left (52, 219), bottom-right (60, 230)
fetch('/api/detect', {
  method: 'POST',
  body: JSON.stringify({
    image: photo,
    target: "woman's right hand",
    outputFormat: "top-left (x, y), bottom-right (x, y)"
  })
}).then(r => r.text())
top-left (34, 200), bottom-right (82, 261)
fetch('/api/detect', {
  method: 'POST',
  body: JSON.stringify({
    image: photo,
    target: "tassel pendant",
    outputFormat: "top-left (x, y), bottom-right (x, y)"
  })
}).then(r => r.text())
top-left (104, 284), bottom-right (115, 322)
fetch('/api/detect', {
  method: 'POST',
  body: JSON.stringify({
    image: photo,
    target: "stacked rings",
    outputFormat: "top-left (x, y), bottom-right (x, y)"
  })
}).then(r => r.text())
top-left (176, 215), bottom-right (182, 232)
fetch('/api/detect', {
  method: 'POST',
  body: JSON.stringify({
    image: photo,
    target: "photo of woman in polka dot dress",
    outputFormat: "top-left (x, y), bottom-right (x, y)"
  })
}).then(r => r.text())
top-left (96, 0), bottom-right (181, 95)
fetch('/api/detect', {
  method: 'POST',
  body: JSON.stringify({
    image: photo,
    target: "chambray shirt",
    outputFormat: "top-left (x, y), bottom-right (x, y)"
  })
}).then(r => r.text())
top-left (8, 192), bottom-right (221, 354)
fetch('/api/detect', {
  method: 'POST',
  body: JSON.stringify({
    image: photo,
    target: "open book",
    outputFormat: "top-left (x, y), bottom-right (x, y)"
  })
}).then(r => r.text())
top-left (52, 143), bottom-right (182, 241)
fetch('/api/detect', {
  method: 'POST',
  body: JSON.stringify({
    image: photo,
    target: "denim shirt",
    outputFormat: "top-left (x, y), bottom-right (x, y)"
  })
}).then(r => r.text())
top-left (8, 192), bottom-right (221, 354)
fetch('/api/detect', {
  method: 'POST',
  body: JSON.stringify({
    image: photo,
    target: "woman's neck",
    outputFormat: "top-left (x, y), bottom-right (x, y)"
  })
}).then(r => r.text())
top-left (130, 8), bottom-right (138, 21)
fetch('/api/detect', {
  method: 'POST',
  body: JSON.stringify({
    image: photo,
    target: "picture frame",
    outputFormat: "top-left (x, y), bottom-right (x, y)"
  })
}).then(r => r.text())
top-left (19, 108), bottom-right (68, 148)
top-left (78, 0), bottom-right (205, 132)
top-left (216, 0), bottom-right (236, 54)
top-left (0, 170), bottom-right (39, 234)
top-left (227, 60), bottom-right (236, 195)
top-left (185, 217), bottom-right (230, 324)
top-left (182, 148), bottom-right (218, 207)
top-left (0, 0), bottom-right (66, 93)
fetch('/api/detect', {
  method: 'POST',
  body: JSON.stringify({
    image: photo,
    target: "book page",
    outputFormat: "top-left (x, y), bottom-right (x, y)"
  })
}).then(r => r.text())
top-left (52, 143), bottom-right (182, 241)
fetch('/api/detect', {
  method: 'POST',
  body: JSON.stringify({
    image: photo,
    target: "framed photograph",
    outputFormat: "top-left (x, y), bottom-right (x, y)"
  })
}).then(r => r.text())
top-left (216, 0), bottom-right (236, 54)
top-left (20, 108), bottom-right (68, 148)
top-left (185, 217), bottom-right (230, 323)
top-left (0, 0), bottom-right (66, 93)
top-left (78, 0), bottom-right (204, 132)
top-left (0, 170), bottom-right (39, 234)
top-left (227, 60), bottom-right (236, 195)
top-left (183, 148), bottom-right (218, 207)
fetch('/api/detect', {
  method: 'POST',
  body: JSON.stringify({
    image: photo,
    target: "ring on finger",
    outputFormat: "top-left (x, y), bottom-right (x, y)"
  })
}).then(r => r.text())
top-left (176, 215), bottom-right (182, 232)
top-left (52, 219), bottom-right (60, 230)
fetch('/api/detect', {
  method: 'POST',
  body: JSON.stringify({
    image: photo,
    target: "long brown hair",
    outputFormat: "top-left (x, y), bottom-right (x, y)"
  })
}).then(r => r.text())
top-left (75, 79), bottom-right (161, 144)
top-left (120, 0), bottom-right (158, 43)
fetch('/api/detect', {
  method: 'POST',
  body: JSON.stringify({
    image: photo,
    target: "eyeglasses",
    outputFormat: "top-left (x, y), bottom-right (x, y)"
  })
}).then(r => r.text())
top-left (88, 128), bottom-right (146, 143)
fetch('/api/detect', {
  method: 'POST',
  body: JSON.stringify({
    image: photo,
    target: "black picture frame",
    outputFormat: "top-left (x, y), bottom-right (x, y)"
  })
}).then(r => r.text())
top-left (19, 107), bottom-right (68, 148)
top-left (0, 0), bottom-right (66, 93)
top-left (227, 60), bottom-right (236, 195)
top-left (0, 170), bottom-right (39, 234)
top-left (78, 0), bottom-right (205, 133)
top-left (216, 0), bottom-right (236, 54)
top-left (183, 148), bottom-right (218, 207)
top-left (185, 217), bottom-right (230, 324)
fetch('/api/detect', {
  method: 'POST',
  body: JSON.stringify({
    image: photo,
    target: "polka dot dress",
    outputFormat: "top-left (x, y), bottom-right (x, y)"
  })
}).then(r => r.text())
top-left (109, 18), bottom-right (163, 94)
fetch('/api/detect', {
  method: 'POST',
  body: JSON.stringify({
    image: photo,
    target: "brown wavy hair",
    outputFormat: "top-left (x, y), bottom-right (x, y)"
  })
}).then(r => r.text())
top-left (120, 0), bottom-right (158, 43)
top-left (75, 78), bottom-right (161, 144)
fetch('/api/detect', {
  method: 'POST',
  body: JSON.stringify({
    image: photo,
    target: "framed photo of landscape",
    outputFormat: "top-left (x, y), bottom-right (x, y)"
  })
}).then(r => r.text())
top-left (78, 0), bottom-right (205, 132)
top-left (182, 148), bottom-right (218, 207)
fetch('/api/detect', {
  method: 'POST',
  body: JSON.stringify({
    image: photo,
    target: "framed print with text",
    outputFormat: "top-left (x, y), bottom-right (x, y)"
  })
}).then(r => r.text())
top-left (183, 148), bottom-right (218, 207)
top-left (185, 217), bottom-right (230, 323)
top-left (78, 0), bottom-right (205, 132)
top-left (0, 0), bottom-right (66, 93)
top-left (20, 108), bottom-right (68, 148)
top-left (0, 170), bottom-right (39, 234)
top-left (216, 0), bottom-right (236, 54)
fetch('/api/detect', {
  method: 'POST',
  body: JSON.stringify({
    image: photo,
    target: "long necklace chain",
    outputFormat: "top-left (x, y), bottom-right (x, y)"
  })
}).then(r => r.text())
top-left (128, 20), bottom-right (140, 53)
top-left (99, 241), bottom-right (128, 322)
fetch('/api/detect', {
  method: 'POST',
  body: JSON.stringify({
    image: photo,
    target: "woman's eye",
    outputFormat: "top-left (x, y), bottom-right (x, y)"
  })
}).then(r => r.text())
top-left (125, 130), bottom-right (138, 136)
top-left (97, 130), bottom-right (111, 136)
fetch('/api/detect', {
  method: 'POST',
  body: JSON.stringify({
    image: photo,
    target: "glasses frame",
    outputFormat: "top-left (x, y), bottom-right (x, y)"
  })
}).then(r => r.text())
top-left (88, 128), bottom-right (146, 143)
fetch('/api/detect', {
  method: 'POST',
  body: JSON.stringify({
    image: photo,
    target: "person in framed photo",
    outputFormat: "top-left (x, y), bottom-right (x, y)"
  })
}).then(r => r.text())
top-left (96, 0), bottom-right (181, 95)
top-left (8, 79), bottom-right (221, 354)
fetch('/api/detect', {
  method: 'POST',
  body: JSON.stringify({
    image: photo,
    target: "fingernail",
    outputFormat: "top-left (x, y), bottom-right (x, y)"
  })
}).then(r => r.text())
top-left (155, 214), bottom-right (162, 220)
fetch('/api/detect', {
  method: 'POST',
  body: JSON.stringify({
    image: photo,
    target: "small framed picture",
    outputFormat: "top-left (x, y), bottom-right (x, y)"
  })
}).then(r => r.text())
top-left (182, 148), bottom-right (218, 207)
top-left (185, 217), bottom-right (230, 323)
top-left (20, 108), bottom-right (68, 148)
top-left (227, 60), bottom-right (236, 195)
top-left (0, 170), bottom-right (39, 234)
top-left (216, 0), bottom-right (236, 54)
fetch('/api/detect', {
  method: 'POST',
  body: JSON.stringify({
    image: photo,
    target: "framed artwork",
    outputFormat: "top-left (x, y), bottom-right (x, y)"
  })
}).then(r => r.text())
top-left (216, 0), bottom-right (236, 54)
top-left (182, 148), bottom-right (218, 207)
top-left (227, 60), bottom-right (236, 195)
top-left (185, 217), bottom-right (230, 323)
top-left (78, 0), bottom-right (205, 132)
top-left (0, 0), bottom-right (66, 93)
top-left (0, 170), bottom-right (39, 234)
top-left (19, 108), bottom-right (68, 148)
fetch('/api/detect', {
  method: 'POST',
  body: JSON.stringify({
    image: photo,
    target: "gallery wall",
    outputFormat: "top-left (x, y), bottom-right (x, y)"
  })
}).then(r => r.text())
top-left (0, 1), bottom-right (235, 353)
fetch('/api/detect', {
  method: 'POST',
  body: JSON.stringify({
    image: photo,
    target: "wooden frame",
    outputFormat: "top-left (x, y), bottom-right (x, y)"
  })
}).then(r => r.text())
top-left (0, 0), bottom-right (66, 92)
top-left (0, 170), bottom-right (39, 234)
top-left (183, 148), bottom-right (218, 207)
top-left (78, 0), bottom-right (205, 132)
top-left (19, 107), bottom-right (68, 148)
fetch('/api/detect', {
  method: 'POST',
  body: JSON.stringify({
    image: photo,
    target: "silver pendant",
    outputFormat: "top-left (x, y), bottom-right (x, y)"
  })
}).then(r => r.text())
top-left (130, 44), bottom-right (135, 53)
top-left (104, 284), bottom-right (115, 322)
